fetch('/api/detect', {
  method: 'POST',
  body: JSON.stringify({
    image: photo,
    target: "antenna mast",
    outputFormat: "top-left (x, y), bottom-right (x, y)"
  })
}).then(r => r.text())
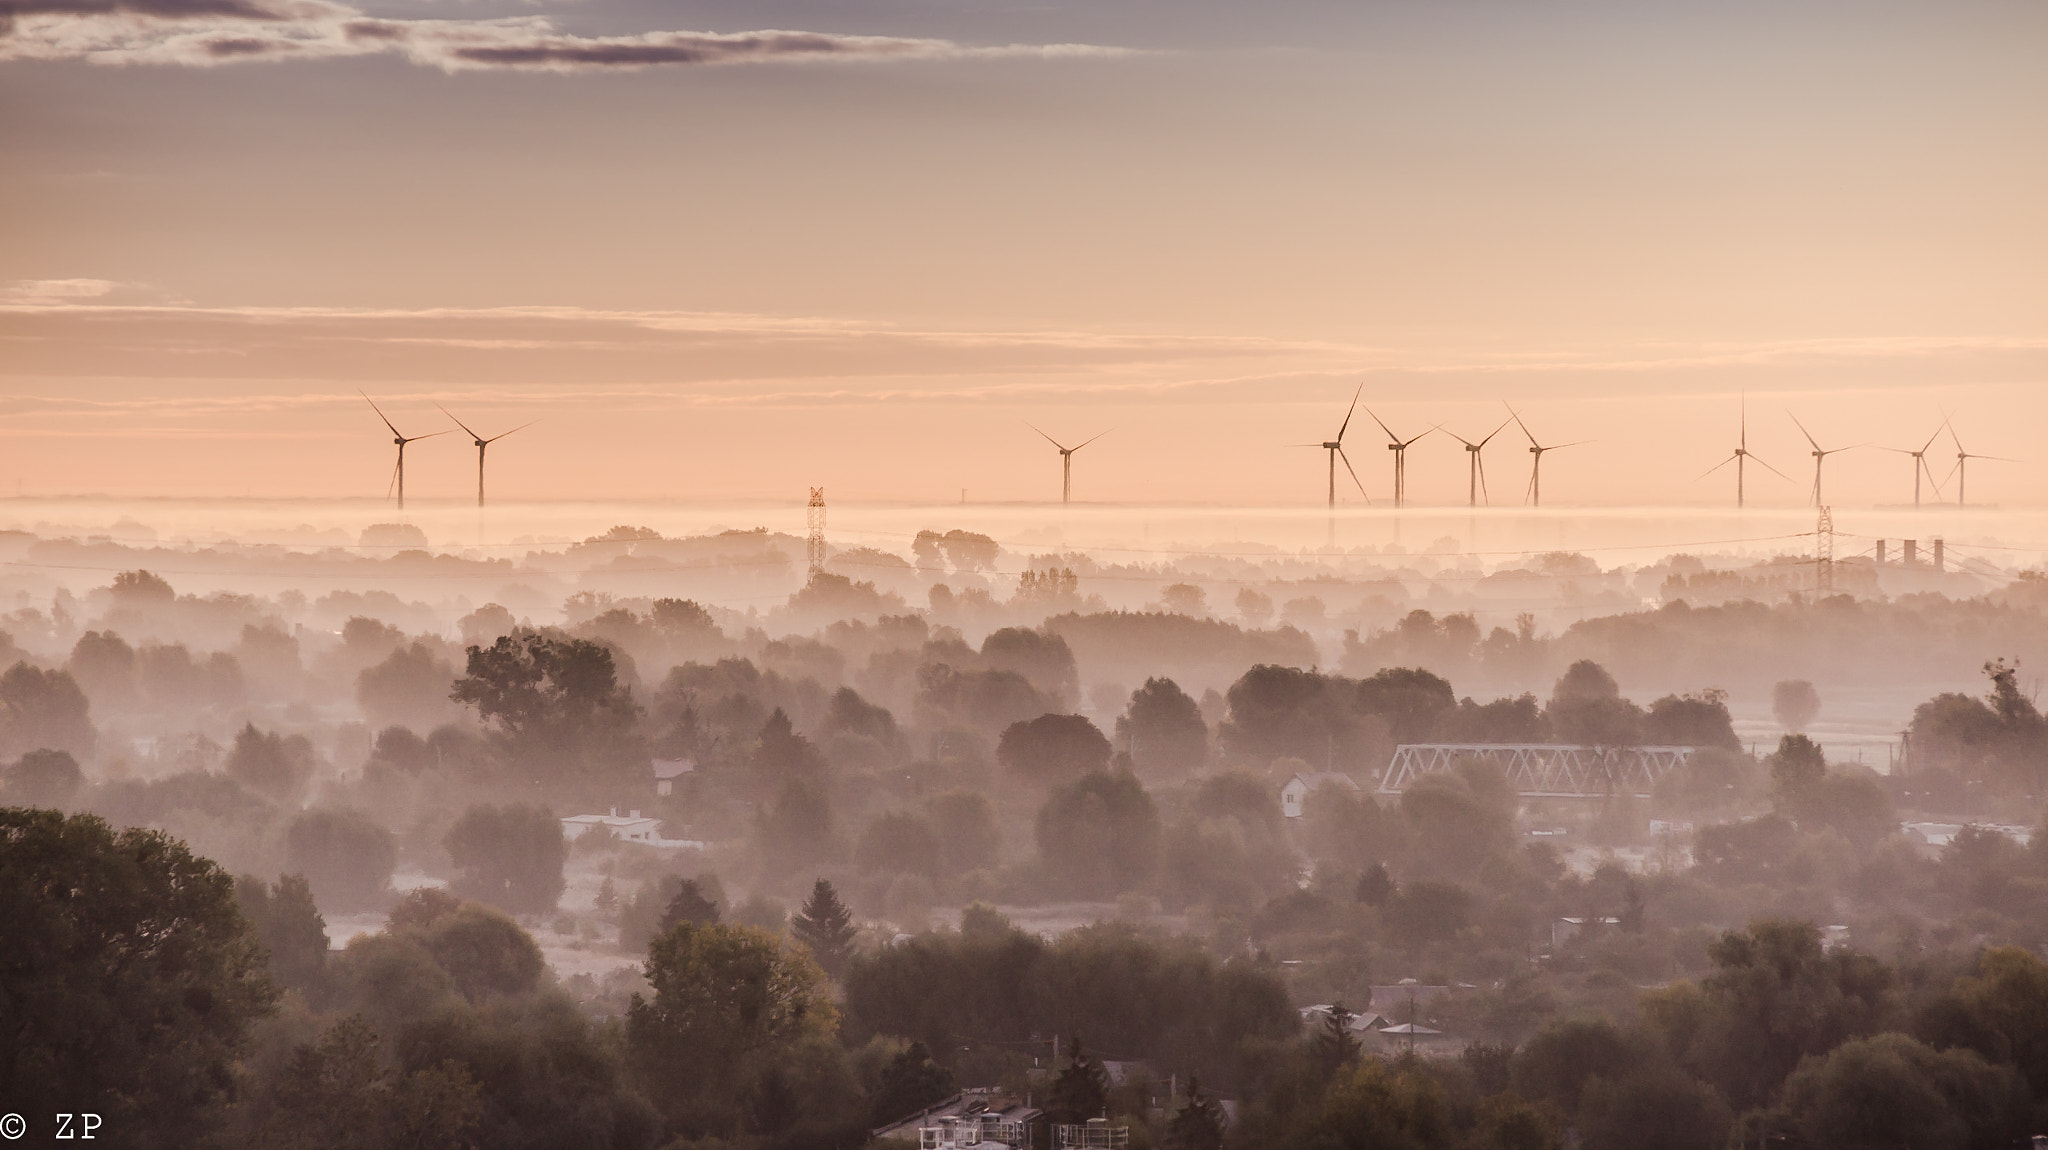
top-left (806, 487), bottom-right (827, 577)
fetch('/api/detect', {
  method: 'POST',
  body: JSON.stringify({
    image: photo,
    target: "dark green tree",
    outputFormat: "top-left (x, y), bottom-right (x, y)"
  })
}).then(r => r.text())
top-left (226, 721), bottom-right (314, 801)
top-left (444, 803), bottom-right (566, 915)
top-left (791, 878), bottom-right (858, 976)
top-left (1163, 1075), bottom-right (1226, 1150)
top-left (0, 808), bottom-right (277, 1148)
top-left (869, 1041), bottom-right (957, 1125)
top-left (1035, 769), bottom-right (1162, 897)
top-left (659, 877), bottom-right (722, 933)
top-left (998, 712), bottom-right (1113, 784)
top-left (236, 872), bottom-right (331, 995)
top-left (1, 747), bottom-right (84, 807)
top-left (1044, 1036), bottom-right (1110, 1123)
top-left (449, 631), bottom-right (646, 776)
top-left (283, 806), bottom-right (396, 913)
top-left (1114, 677), bottom-right (1209, 779)
top-left (1310, 1002), bottom-right (1362, 1078)
top-left (0, 662), bottom-right (96, 761)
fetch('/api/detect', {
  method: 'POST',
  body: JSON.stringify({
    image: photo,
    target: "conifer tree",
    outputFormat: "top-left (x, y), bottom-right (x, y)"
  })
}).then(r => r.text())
top-left (1045, 1036), bottom-right (1110, 1124)
top-left (790, 877), bottom-right (857, 976)
top-left (1163, 1075), bottom-right (1225, 1150)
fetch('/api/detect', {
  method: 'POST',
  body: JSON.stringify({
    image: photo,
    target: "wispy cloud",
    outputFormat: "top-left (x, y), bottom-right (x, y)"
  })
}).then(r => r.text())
top-left (3, 278), bottom-right (122, 303)
top-left (0, 0), bottom-right (1132, 71)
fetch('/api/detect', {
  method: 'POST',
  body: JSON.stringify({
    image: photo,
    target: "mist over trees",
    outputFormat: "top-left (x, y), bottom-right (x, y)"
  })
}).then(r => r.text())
top-left (10, 530), bottom-right (2048, 1146)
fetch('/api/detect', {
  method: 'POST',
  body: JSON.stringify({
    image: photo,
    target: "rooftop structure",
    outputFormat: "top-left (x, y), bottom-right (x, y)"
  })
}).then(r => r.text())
top-left (1054, 1119), bottom-right (1130, 1150)
top-left (560, 809), bottom-right (705, 850)
top-left (873, 1089), bottom-right (1041, 1149)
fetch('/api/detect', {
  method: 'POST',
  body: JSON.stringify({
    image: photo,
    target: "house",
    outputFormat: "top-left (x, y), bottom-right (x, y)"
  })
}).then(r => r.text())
top-left (652, 758), bottom-right (694, 797)
top-left (560, 809), bottom-right (706, 849)
top-left (1552, 916), bottom-right (1622, 949)
top-left (1055, 1119), bottom-right (1130, 1150)
top-left (1300, 1004), bottom-right (1388, 1033)
top-left (1368, 981), bottom-right (1453, 1023)
top-left (871, 1089), bottom-right (1041, 1149)
top-left (1281, 772), bottom-right (1361, 819)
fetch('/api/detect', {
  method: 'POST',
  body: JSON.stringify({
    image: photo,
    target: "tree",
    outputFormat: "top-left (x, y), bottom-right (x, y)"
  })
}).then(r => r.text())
top-left (443, 803), bottom-right (566, 915)
top-left (1163, 1075), bottom-right (1226, 1150)
top-left (998, 712), bottom-right (1113, 784)
top-left (857, 810), bottom-right (942, 881)
top-left (981, 627), bottom-right (1079, 705)
top-left (627, 922), bottom-right (837, 1137)
top-left (0, 662), bottom-right (95, 761)
top-left (1044, 1036), bottom-right (1110, 1123)
top-left (869, 1041), bottom-right (957, 1125)
top-left (1035, 770), bottom-right (1162, 897)
top-left (1510, 1017), bottom-right (1637, 1113)
top-left (236, 872), bottom-right (330, 994)
top-left (449, 631), bottom-right (646, 776)
top-left (1355, 666), bottom-right (1457, 744)
top-left (1644, 690), bottom-right (1740, 749)
top-left (1768, 733), bottom-right (1827, 805)
top-left (2, 747), bottom-right (84, 807)
top-left (660, 878), bottom-right (722, 932)
top-left (1355, 862), bottom-right (1394, 906)
top-left (1115, 677), bottom-right (1209, 779)
top-left (1643, 918), bottom-right (1891, 1110)
top-left (1309, 1002), bottom-right (1362, 1078)
top-left (408, 901), bottom-right (546, 1003)
top-left (790, 878), bottom-right (858, 977)
top-left (110, 567), bottom-right (176, 604)
top-left (0, 808), bottom-right (277, 1148)
top-left (226, 722), bottom-right (315, 801)
top-left (355, 642), bottom-right (459, 732)
top-left (254, 1015), bottom-right (483, 1150)
top-left (1774, 679), bottom-right (1821, 732)
top-left (1399, 762), bottom-right (1515, 878)
top-left (1577, 1064), bottom-right (1731, 1150)
top-left (283, 806), bottom-right (396, 913)
top-left (925, 790), bottom-right (1001, 873)
top-left (1772, 1033), bottom-right (2018, 1150)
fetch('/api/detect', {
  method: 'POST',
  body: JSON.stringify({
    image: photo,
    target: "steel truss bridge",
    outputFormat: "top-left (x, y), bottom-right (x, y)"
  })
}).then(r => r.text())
top-left (1377, 743), bottom-right (1698, 798)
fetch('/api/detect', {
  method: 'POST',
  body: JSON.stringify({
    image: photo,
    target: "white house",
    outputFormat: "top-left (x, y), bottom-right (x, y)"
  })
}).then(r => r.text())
top-left (1281, 771), bottom-right (1361, 819)
top-left (561, 809), bottom-right (662, 844)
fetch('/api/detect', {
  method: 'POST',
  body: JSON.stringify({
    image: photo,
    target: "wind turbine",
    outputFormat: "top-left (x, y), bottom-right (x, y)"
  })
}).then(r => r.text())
top-left (1788, 413), bottom-right (1859, 507)
top-left (1292, 384), bottom-right (1370, 508)
top-left (437, 404), bottom-right (536, 508)
top-left (1700, 395), bottom-right (1789, 507)
top-left (362, 393), bottom-right (448, 510)
top-left (1878, 425), bottom-right (1948, 508)
top-left (1027, 424), bottom-right (1108, 504)
top-left (1365, 410), bottom-right (1434, 508)
top-left (1506, 404), bottom-right (1587, 508)
top-left (1943, 419), bottom-right (2016, 506)
top-left (1445, 419), bottom-right (1513, 507)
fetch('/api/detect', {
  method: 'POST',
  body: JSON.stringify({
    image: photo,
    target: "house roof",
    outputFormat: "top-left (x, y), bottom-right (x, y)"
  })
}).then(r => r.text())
top-left (871, 1089), bottom-right (1042, 1143)
top-left (652, 758), bottom-right (695, 780)
top-left (1284, 772), bottom-right (1361, 791)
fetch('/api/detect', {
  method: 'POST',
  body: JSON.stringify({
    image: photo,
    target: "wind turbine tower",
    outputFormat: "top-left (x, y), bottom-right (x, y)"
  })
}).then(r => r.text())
top-left (1507, 405), bottom-right (1587, 508)
top-left (1366, 409), bottom-right (1433, 508)
top-left (1700, 396), bottom-right (1788, 507)
top-left (438, 405), bottom-right (535, 508)
top-left (1294, 383), bottom-right (1370, 508)
top-left (1944, 419), bottom-right (2016, 506)
top-left (1446, 419), bottom-right (1512, 507)
top-left (1789, 413), bottom-right (1858, 507)
top-left (362, 393), bottom-right (448, 511)
top-left (1880, 425), bottom-right (1947, 508)
top-left (1028, 425), bottom-right (1108, 503)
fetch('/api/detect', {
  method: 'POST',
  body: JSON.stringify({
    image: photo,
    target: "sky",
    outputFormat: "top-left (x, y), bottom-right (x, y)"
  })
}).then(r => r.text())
top-left (2, 0), bottom-right (2046, 507)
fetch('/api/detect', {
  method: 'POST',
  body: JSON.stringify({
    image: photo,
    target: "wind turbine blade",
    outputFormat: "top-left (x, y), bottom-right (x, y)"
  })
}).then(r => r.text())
top-left (1338, 447), bottom-right (1368, 501)
top-left (1336, 382), bottom-right (1364, 442)
top-left (1366, 408), bottom-right (1401, 444)
top-left (434, 402), bottom-right (484, 442)
top-left (1918, 426), bottom-right (1944, 454)
top-left (1505, 402), bottom-right (1538, 447)
top-left (1921, 457), bottom-right (1946, 498)
top-left (1025, 422), bottom-right (1071, 452)
top-left (1698, 454), bottom-right (1739, 481)
top-left (1477, 417), bottom-right (1513, 448)
top-left (1401, 425), bottom-right (1441, 449)
top-left (386, 458), bottom-right (399, 500)
top-left (1971, 454), bottom-right (2021, 463)
top-left (1749, 453), bottom-right (1795, 482)
top-left (1787, 411), bottom-right (1822, 453)
top-left (1547, 440), bottom-right (1592, 451)
top-left (485, 419), bottom-right (540, 444)
top-left (1072, 429), bottom-right (1111, 452)
top-left (1477, 455), bottom-right (1490, 503)
top-left (404, 429), bottom-right (453, 443)
top-left (361, 392), bottom-right (402, 437)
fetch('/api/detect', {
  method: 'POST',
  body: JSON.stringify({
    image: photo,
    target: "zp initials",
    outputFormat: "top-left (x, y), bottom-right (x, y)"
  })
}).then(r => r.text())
top-left (55, 1113), bottom-right (102, 1139)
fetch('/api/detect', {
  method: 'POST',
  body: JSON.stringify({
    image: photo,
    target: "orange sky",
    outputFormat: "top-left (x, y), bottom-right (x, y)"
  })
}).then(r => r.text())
top-left (3, 1), bottom-right (2044, 505)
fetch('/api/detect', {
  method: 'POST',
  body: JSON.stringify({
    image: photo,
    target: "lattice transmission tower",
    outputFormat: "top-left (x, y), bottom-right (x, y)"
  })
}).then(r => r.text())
top-left (1816, 505), bottom-right (1834, 594)
top-left (806, 487), bottom-right (827, 577)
